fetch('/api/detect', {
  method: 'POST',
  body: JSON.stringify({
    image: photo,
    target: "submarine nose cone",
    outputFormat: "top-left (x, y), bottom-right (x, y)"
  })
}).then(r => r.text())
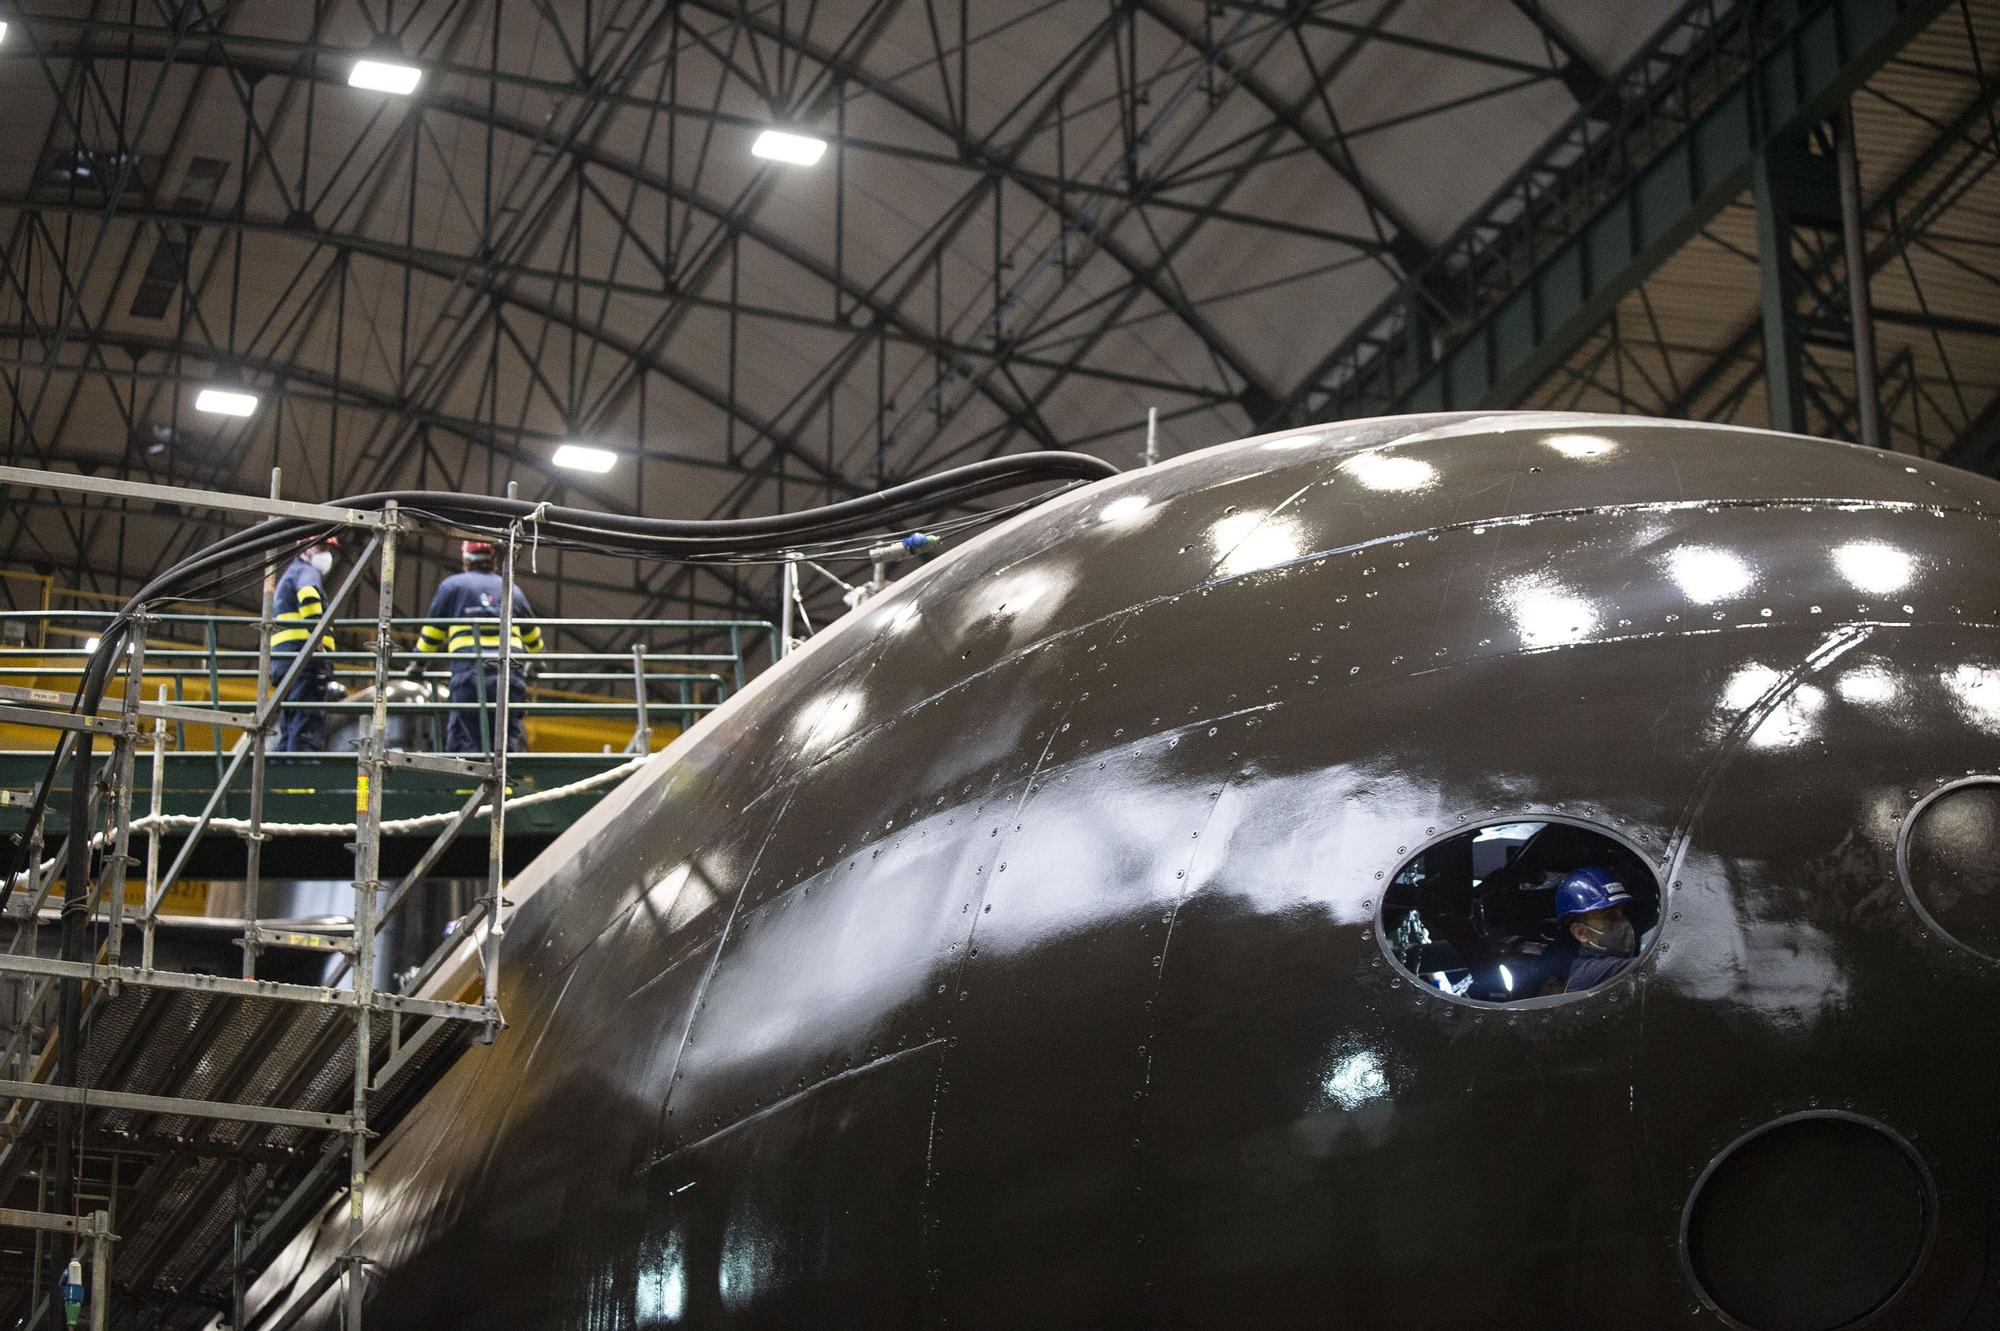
top-left (260, 413), bottom-right (2000, 1331)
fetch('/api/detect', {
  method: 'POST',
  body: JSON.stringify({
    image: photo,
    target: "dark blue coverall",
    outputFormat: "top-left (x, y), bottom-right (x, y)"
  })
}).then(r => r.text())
top-left (416, 571), bottom-right (542, 753)
top-left (270, 555), bottom-right (334, 752)
top-left (1564, 948), bottom-right (1634, 993)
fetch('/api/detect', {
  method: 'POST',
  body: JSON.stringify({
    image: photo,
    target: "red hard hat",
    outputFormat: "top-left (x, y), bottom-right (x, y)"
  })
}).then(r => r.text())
top-left (462, 540), bottom-right (497, 558)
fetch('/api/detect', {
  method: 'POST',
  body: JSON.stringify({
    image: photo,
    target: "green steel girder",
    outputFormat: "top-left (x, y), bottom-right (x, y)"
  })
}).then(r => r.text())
top-left (1752, 127), bottom-right (1844, 435)
top-left (1390, 0), bottom-right (1953, 417)
top-left (1658, 62), bottom-right (2000, 432)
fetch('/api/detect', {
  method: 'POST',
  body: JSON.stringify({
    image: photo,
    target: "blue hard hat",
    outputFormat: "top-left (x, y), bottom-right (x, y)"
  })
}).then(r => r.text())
top-left (1555, 866), bottom-right (1634, 919)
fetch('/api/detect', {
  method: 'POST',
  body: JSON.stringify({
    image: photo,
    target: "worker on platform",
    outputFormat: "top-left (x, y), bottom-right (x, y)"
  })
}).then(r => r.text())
top-left (415, 540), bottom-right (543, 753)
top-left (1554, 867), bottom-right (1641, 993)
top-left (270, 536), bottom-right (341, 752)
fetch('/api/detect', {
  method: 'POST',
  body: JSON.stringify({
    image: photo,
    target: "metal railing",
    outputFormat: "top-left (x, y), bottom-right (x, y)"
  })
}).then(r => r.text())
top-left (0, 609), bottom-right (771, 756)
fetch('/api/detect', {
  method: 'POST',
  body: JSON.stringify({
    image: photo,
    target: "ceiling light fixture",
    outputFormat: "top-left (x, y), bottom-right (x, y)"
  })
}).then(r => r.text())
top-left (552, 443), bottom-right (617, 473)
top-left (349, 36), bottom-right (422, 95)
top-left (0, 21), bottom-right (10, 45)
top-left (194, 386), bottom-right (259, 417)
top-left (750, 128), bottom-right (828, 166)
top-left (350, 58), bottom-right (422, 95)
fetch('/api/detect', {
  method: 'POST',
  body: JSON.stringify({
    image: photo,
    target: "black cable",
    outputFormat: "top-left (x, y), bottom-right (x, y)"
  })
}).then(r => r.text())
top-left (405, 486), bottom-right (1064, 568)
top-left (47, 616), bottom-right (129, 1247)
top-left (135, 451), bottom-right (1115, 574)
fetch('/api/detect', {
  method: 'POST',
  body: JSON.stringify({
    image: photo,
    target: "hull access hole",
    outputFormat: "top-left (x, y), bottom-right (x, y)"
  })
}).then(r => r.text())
top-left (1900, 779), bottom-right (2000, 962)
top-left (1682, 1112), bottom-right (1932, 1331)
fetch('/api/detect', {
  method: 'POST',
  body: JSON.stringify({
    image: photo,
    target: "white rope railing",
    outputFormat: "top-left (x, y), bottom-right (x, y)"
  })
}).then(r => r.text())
top-left (3, 755), bottom-right (647, 894)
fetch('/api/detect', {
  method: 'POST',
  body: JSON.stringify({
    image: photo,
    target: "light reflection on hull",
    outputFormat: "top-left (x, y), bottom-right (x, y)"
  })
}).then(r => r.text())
top-left (254, 413), bottom-right (2000, 1330)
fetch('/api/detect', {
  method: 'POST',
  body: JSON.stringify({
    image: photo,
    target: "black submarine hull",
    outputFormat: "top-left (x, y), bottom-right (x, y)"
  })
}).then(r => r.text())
top-left (254, 413), bottom-right (2000, 1329)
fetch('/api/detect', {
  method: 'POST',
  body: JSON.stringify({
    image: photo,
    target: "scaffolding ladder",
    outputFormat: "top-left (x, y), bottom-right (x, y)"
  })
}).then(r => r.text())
top-left (0, 465), bottom-right (521, 1331)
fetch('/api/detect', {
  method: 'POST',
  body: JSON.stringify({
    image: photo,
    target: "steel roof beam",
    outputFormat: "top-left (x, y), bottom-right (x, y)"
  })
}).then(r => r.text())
top-left (11, 30), bottom-right (1385, 253)
top-left (525, 0), bottom-right (959, 524)
top-left (1506, 0), bottom-right (1616, 109)
top-left (13, 4), bottom-right (1320, 532)
top-left (1132, 0), bottom-right (1436, 276)
top-left (1280, 0), bottom-right (1952, 425)
top-left (1262, 0), bottom-right (1732, 427)
top-left (0, 216), bottom-right (847, 501)
top-left (0, 325), bottom-right (840, 497)
top-left (1659, 65), bottom-right (2000, 423)
top-left (1940, 385), bottom-right (2000, 474)
top-left (611, 5), bottom-right (1138, 555)
top-left (0, 199), bottom-right (1226, 402)
top-left (675, 0), bottom-right (1284, 405)
top-left (1206, 0), bottom-right (1562, 79)
top-left (903, 0), bottom-right (1421, 476)
top-left (610, 8), bottom-right (1150, 621)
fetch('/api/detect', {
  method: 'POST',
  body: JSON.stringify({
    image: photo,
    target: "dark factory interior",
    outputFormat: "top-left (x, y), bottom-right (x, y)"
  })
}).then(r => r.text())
top-left (0, 2), bottom-right (1996, 1327)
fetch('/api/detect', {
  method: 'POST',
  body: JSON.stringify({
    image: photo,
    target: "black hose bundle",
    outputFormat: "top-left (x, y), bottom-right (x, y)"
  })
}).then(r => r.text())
top-left (138, 450), bottom-right (1121, 594)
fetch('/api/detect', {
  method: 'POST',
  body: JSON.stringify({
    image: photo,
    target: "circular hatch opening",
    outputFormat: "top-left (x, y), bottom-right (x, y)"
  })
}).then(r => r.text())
top-left (1380, 819), bottom-right (1659, 1004)
top-left (1682, 1112), bottom-right (1932, 1331)
top-left (1899, 778), bottom-right (2000, 962)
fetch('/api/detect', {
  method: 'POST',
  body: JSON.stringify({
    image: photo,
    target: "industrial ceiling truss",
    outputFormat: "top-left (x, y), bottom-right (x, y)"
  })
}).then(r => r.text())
top-left (5, 0), bottom-right (1989, 635)
top-left (0, 0), bottom-right (1699, 631)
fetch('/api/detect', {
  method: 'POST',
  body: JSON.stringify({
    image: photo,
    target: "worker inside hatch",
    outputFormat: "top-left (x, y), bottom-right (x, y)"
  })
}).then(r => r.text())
top-left (1552, 866), bottom-right (1641, 994)
top-left (269, 536), bottom-right (341, 752)
top-left (1384, 823), bottom-right (1656, 1002)
top-left (413, 540), bottom-right (544, 753)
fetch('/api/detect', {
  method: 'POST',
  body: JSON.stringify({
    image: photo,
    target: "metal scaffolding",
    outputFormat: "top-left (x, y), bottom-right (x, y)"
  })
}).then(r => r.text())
top-left (0, 467), bottom-right (515, 1330)
top-left (0, 1207), bottom-right (113, 1330)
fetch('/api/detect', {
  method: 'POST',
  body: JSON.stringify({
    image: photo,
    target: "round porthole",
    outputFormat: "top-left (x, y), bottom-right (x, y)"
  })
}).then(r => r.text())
top-left (1682, 1112), bottom-right (1932, 1331)
top-left (1898, 778), bottom-right (2000, 962)
top-left (1378, 819), bottom-right (1660, 1004)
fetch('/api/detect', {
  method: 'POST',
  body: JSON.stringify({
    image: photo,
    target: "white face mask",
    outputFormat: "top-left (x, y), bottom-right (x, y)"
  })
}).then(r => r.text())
top-left (309, 551), bottom-right (334, 575)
